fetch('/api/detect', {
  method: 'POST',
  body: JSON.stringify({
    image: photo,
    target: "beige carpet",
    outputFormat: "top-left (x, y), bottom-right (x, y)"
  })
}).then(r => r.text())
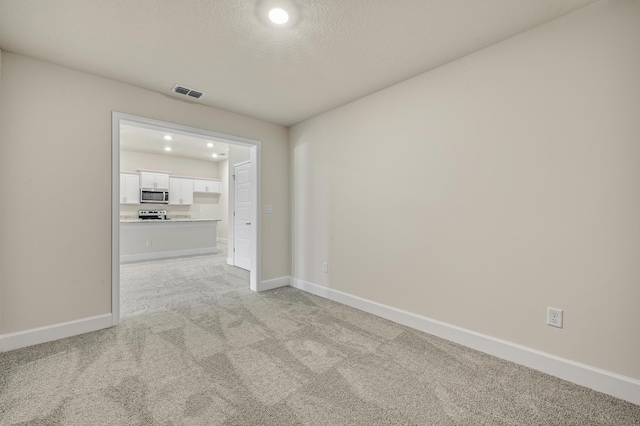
top-left (1, 255), bottom-right (639, 425)
top-left (119, 243), bottom-right (243, 318)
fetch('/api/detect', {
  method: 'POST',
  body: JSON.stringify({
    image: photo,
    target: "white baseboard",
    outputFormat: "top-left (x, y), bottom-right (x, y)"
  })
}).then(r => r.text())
top-left (291, 278), bottom-right (640, 406)
top-left (121, 247), bottom-right (218, 263)
top-left (227, 257), bottom-right (234, 266)
top-left (258, 276), bottom-right (291, 292)
top-left (0, 314), bottom-right (113, 353)
top-left (217, 237), bottom-right (228, 244)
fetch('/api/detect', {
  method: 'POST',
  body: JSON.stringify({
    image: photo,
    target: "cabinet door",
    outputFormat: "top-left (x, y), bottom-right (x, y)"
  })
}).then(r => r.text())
top-left (193, 179), bottom-right (208, 192)
top-left (155, 173), bottom-right (170, 190)
top-left (169, 178), bottom-right (193, 205)
top-left (140, 172), bottom-right (169, 189)
top-left (169, 178), bottom-right (182, 205)
top-left (120, 173), bottom-right (140, 204)
top-left (120, 174), bottom-right (127, 203)
top-left (193, 179), bottom-right (221, 193)
top-left (181, 179), bottom-right (194, 205)
top-left (208, 180), bottom-right (221, 193)
top-left (124, 174), bottom-right (140, 204)
top-left (140, 172), bottom-right (156, 189)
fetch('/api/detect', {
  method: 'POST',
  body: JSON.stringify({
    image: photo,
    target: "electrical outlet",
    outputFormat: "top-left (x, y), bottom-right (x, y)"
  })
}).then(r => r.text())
top-left (146, 240), bottom-right (152, 247)
top-left (322, 262), bottom-right (328, 273)
top-left (264, 204), bottom-right (273, 214)
top-left (547, 307), bottom-right (563, 328)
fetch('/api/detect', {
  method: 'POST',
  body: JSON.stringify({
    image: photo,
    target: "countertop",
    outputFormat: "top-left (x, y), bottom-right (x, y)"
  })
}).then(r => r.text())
top-left (120, 217), bottom-right (221, 223)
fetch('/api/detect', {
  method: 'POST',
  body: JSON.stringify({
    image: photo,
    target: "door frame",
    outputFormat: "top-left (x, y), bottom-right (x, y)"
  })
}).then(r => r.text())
top-left (111, 112), bottom-right (261, 326)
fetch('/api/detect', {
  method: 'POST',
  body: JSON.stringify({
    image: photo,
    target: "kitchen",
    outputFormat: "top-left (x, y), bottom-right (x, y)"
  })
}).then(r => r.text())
top-left (118, 123), bottom-right (241, 263)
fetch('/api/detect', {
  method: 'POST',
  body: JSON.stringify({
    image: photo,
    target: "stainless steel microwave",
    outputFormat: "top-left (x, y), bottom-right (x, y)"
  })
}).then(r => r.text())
top-left (140, 189), bottom-right (169, 204)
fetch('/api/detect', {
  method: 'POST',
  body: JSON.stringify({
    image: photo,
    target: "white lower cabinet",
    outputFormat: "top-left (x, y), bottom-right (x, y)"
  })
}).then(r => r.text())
top-left (169, 177), bottom-right (194, 205)
top-left (120, 173), bottom-right (140, 204)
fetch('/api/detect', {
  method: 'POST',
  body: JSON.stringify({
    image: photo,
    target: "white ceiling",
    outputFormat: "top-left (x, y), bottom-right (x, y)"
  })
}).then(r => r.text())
top-left (0, 0), bottom-right (598, 126)
top-left (120, 124), bottom-right (230, 162)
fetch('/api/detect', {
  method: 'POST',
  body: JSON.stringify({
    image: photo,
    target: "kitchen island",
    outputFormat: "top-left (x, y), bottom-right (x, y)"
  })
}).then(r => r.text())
top-left (120, 218), bottom-right (220, 262)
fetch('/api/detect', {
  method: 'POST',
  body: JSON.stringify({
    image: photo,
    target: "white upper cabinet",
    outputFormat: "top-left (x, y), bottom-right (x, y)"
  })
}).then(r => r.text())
top-left (120, 173), bottom-right (140, 204)
top-left (169, 177), bottom-right (194, 205)
top-left (193, 179), bottom-right (221, 194)
top-left (140, 171), bottom-right (170, 190)
top-left (140, 172), bottom-right (155, 188)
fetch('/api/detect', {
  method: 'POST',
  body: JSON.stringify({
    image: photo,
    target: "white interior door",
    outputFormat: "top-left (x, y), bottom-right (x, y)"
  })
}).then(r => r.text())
top-left (233, 162), bottom-right (252, 270)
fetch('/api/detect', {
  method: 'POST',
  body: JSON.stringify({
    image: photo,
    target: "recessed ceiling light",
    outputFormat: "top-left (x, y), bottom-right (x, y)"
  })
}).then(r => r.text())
top-left (212, 153), bottom-right (218, 158)
top-left (164, 147), bottom-right (172, 151)
top-left (268, 8), bottom-right (289, 24)
top-left (207, 142), bottom-right (214, 147)
top-left (164, 135), bottom-right (172, 140)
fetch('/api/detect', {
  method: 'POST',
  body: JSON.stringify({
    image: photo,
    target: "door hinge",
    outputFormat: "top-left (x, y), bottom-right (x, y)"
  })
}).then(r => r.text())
top-left (233, 211), bottom-right (235, 216)
top-left (233, 247), bottom-right (235, 252)
top-left (232, 174), bottom-right (235, 180)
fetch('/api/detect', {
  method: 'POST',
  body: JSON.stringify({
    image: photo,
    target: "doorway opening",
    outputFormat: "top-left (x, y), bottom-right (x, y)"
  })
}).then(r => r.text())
top-left (111, 112), bottom-right (261, 325)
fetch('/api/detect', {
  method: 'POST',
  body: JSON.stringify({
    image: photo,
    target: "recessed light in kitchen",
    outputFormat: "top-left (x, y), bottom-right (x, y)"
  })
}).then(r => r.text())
top-left (164, 135), bottom-right (172, 140)
top-left (164, 147), bottom-right (172, 151)
top-left (207, 142), bottom-right (214, 147)
top-left (268, 8), bottom-right (289, 24)
top-left (212, 153), bottom-right (218, 158)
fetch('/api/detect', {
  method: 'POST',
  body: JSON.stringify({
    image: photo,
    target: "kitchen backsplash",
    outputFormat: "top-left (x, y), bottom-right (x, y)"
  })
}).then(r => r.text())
top-left (120, 194), bottom-right (220, 220)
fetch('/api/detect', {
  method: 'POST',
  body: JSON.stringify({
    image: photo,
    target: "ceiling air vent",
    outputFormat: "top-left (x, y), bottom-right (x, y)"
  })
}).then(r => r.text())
top-left (187, 90), bottom-right (204, 99)
top-left (171, 84), bottom-right (206, 99)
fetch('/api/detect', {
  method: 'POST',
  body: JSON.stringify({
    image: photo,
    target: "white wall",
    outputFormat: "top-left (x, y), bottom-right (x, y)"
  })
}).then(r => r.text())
top-left (290, 0), bottom-right (640, 380)
top-left (121, 149), bottom-right (221, 178)
top-left (0, 52), bottom-right (290, 334)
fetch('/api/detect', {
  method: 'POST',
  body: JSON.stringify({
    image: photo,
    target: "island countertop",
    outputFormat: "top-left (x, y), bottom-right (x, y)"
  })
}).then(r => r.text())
top-left (120, 217), bottom-right (222, 223)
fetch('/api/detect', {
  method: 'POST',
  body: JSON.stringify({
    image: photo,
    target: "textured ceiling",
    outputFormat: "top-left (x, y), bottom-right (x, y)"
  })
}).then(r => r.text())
top-left (0, 0), bottom-right (598, 126)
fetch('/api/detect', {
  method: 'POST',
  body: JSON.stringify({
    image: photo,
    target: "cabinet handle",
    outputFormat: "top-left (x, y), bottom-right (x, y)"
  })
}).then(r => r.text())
top-left (246, 222), bottom-right (251, 225)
